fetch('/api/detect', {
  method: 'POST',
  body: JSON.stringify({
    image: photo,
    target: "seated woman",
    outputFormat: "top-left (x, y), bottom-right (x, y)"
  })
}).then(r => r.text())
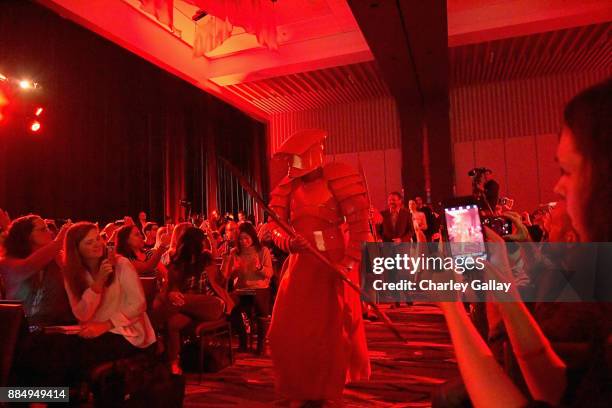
top-left (222, 222), bottom-right (273, 351)
top-left (0, 215), bottom-right (73, 326)
top-left (115, 224), bottom-right (169, 278)
top-left (161, 222), bottom-right (192, 266)
top-left (154, 226), bottom-right (232, 374)
top-left (0, 215), bottom-right (76, 386)
top-left (62, 222), bottom-right (156, 369)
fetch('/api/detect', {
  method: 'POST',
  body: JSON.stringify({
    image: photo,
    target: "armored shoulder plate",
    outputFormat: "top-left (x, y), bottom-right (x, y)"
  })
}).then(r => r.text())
top-left (324, 162), bottom-right (367, 202)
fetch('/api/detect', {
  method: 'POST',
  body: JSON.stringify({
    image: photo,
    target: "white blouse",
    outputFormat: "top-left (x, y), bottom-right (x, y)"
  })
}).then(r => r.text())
top-left (65, 256), bottom-right (156, 348)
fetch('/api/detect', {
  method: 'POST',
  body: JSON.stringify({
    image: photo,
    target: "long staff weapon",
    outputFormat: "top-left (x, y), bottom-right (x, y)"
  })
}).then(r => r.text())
top-left (357, 158), bottom-right (379, 242)
top-left (220, 157), bottom-right (405, 342)
top-left (357, 157), bottom-right (382, 305)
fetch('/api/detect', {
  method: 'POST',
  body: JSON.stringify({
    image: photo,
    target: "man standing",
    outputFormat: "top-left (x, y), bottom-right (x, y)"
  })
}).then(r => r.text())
top-left (378, 192), bottom-right (414, 243)
top-left (377, 192), bottom-right (414, 307)
top-left (267, 129), bottom-right (370, 406)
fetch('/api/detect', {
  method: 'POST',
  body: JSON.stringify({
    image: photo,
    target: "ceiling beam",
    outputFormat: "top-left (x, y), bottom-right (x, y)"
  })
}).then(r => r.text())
top-left (348, 0), bottom-right (452, 203)
top-left (448, 0), bottom-right (612, 46)
top-left (207, 30), bottom-right (373, 86)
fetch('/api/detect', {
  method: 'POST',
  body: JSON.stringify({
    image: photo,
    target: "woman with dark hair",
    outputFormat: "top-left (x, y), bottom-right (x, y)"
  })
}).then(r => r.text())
top-left (0, 215), bottom-right (73, 325)
top-left (0, 215), bottom-right (76, 387)
top-left (222, 222), bottom-right (273, 351)
top-left (439, 79), bottom-right (612, 407)
top-left (555, 78), bottom-right (611, 242)
top-left (115, 224), bottom-right (169, 277)
top-left (161, 222), bottom-right (192, 266)
top-left (62, 222), bottom-right (156, 366)
top-left (155, 226), bottom-right (231, 374)
top-left (224, 222), bottom-right (274, 290)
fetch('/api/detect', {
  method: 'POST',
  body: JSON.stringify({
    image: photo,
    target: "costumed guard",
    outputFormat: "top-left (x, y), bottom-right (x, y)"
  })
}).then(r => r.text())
top-left (267, 129), bottom-right (371, 406)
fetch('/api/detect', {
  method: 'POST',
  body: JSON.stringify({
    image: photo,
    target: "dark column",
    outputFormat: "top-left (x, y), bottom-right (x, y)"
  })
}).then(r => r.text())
top-left (349, 0), bottom-right (454, 204)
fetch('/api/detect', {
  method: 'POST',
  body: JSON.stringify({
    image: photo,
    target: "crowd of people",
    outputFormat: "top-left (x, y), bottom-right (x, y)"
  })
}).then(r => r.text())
top-left (0, 78), bottom-right (610, 407)
top-left (0, 205), bottom-right (277, 389)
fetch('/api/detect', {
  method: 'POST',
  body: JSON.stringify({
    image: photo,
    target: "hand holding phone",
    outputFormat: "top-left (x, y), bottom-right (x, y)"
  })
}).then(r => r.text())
top-left (105, 247), bottom-right (116, 287)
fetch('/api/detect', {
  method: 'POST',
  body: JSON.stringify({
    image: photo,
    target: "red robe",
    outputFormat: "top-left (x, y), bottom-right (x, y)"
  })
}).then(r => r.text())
top-left (268, 163), bottom-right (371, 400)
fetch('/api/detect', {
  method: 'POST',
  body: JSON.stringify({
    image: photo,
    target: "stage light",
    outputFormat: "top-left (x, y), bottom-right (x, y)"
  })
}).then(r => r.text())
top-left (35, 107), bottom-right (43, 116)
top-left (30, 121), bottom-right (41, 132)
top-left (19, 80), bottom-right (33, 90)
top-left (0, 73), bottom-right (7, 81)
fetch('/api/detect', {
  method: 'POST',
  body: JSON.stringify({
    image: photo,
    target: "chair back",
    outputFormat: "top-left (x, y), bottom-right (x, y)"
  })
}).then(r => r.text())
top-left (139, 277), bottom-right (157, 309)
top-left (0, 301), bottom-right (25, 387)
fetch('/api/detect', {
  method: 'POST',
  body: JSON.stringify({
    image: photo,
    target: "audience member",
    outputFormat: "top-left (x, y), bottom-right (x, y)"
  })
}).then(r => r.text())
top-left (0, 215), bottom-right (81, 387)
top-left (208, 210), bottom-right (224, 233)
top-left (161, 222), bottom-right (192, 266)
top-left (222, 222), bottom-right (273, 351)
top-left (62, 222), bottom-right (156, 370)
top-left (154, 226), bottom-right (231, 374)
top-left (137, 211), bottom-right (147, 232)
top-left (415, 196), bottom-right (436, 240)
top-left (377, 192), bottom-right (414, 243)
top-left (115, 224), bottom-right (169, 278)
top-left (219, 221), bottom-right (239, 257)
top-left (408, 199), bottom-right (427, 242)
top-left (0, 215), bottom-right (73, 326)
top-left (143, 222), bottom-right (159, 249)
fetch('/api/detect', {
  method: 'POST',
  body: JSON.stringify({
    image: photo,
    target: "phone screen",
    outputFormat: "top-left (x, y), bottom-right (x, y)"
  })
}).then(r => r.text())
top-left (444, 203), bottom-right (486, 258)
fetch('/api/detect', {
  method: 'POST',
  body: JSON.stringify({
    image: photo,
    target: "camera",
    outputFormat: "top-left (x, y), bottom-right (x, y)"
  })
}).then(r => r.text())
top-left (482, 216), bottom-right (512, 236)
top-left (499, 197), bottom-right (514, 209)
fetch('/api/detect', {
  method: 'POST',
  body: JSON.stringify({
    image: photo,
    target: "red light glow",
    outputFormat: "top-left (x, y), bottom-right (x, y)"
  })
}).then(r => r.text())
top-left (30, 121), bottom-right (41, 132)
top-left (35, 107), bottom-right (44, 116)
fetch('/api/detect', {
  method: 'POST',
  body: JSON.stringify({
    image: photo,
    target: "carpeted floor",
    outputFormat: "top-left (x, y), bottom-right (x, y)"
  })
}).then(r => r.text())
top-left (184, 304), bottom-right (459, 407)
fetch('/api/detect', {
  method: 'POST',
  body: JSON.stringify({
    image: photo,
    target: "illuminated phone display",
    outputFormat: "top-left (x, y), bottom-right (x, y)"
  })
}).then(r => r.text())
top-left (444, 204), bottom-right (486, 258)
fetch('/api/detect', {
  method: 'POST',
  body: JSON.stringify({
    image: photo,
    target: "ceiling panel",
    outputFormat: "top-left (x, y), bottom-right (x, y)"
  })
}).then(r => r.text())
top-left (450, 22), bottom-right (611, 86)
top-left (223, 22), bottom-right (610, 114)
top-left (224, 60), bottom-right (391, 114)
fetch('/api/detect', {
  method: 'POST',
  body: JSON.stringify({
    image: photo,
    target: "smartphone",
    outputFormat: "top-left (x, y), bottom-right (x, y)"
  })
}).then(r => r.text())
top-left (442, 197), bottom-right (486, 258)
top-left (102, 245), bottom-right (116, 287)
